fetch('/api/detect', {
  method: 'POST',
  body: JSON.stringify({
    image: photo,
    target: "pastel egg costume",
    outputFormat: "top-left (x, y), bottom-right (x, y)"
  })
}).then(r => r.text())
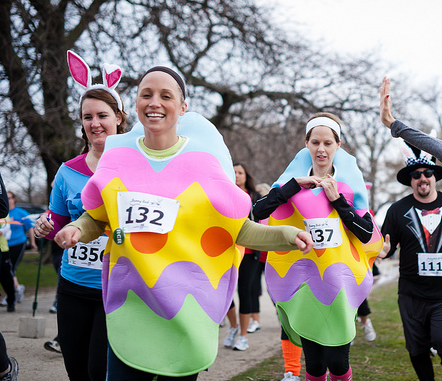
top-left (81, 112), bottom-right (251, 376)
top-left (265, 148), bottom-right (383, 347)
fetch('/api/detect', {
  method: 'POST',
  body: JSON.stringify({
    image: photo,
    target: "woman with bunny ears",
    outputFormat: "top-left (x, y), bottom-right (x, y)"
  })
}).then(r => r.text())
top-left (34, 51), bottom-right (127, 381)
top-left (53, 67), bottom-right (314, 380)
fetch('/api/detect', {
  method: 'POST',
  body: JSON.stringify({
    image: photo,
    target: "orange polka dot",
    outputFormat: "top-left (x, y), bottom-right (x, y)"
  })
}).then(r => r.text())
top-left (130, 232), bottom-right (168, 254)
top-left (201, 227), bottom-right (233, 257)
top-left (274, 250), bottom-right (290, 255)
top-left (350, 241), bottom-right (361, 262)
top-left (368, 256), bottom-right (376, 269)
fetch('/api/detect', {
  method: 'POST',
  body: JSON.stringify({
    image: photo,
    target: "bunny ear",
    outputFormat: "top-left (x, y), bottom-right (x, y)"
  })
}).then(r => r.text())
top-left (67, 50), bottom-right (91, 89)
top-left (102, 63), bottom-right (122, 89)
top-left (401, 140), bottom-right (418, 161)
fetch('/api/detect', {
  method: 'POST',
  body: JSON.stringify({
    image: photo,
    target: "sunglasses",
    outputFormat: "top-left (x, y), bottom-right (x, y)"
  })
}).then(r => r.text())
top-left (410, 169), bottom-right (435, 180)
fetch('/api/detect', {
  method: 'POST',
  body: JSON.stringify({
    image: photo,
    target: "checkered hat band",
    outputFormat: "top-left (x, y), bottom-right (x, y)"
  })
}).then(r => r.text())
top-left (406, 157), bottom-right (434, 167)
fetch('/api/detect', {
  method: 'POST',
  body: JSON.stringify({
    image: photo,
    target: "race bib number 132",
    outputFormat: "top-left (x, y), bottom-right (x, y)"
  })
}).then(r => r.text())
top-left (117, 191), bottom-right (180, 234)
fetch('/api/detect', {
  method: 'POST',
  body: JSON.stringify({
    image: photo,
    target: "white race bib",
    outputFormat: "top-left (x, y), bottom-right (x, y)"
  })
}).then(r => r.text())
top-left (117, 192), bottom-right (180, 234)
top-left (418, 253), bottom-right (442, 276)
top-left (303, 218), bottom-right (343, 249)
top-left (67, 236), bottom-right (108, 270)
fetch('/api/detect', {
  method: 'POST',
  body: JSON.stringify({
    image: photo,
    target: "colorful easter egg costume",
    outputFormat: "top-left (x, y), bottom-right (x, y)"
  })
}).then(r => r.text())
top-left (265, 148), bottom-right (383, 347)
top-left (80, 112), bottom-right (251, 376)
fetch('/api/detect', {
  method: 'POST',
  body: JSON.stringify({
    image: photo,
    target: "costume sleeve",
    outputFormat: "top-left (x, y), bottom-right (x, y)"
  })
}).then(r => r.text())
top-left (68, 211), bottom-right (107, 243)
top-left (381, 205), bottom-right (399, 259)
top-left (330, 194), bottom-right (373, 243)
top-left (391, 120), bottom-right (442, 162)
top-left (253, 178), bottom-right (301, 220)
top-left (236, 218), bottom-right (302, 251)
top-left (45, 211), bottom-right (72, 240)
top-left (0, 174), bottom-right (9, 218)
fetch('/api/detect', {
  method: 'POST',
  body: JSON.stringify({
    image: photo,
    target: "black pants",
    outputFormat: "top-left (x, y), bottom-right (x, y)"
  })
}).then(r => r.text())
top-left (237, 252), bottom-right (260, 314)
top-left (8, 242), bottom-right (26, 274)
top-left (0, 252), bottom-right (15, 307)
top-left (0, 332), bottom-right (8, 373)
top-left (300, 336), bottom-right (350, 377)
top-left (57, 277), bottom-right (107, 381)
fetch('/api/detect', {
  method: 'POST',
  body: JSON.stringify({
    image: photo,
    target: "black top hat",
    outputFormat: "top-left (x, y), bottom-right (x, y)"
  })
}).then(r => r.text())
top-left (397, 141), bottom-right (442, 186)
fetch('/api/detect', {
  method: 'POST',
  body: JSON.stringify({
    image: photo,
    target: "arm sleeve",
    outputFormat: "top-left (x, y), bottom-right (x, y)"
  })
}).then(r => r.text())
top-left (68, 211), bottom-right (107, 243)
top-left (45, 211), bottom-right (73, 240)
top-left (330, 194), bottom-right (373, 243)
top-left (0, 174), bottom-right (8, 218)
top-left (253, 178), bottom-right (301, 221)
top-left (391, 120), bottom-right (442, 162)
top-left (236, 218), bottom-right (302, 251)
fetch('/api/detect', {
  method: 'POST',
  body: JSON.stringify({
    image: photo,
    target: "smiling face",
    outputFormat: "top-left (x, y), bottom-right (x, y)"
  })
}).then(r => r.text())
top-left (81, 98), bottom-right (121, 152)
top-left (136, 71), bottom-right (187, 148)
top-left (410, 167), bottom-right (437, 202)
top-left (305, 126), bottom-right (341, 176)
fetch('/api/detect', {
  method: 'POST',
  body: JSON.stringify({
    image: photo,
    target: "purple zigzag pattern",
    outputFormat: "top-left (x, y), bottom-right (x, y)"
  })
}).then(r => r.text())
top-left (265, 258), bottom-right (373, 309)
top-left (83, 148), bottom-right (250, 219)
top-left (102, 256), bottom-right (237, 323)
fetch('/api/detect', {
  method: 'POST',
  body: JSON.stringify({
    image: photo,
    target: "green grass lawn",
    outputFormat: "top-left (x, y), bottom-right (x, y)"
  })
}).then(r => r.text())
top-left (15, 250), bottom-right (59, 289)
top-left (231, 281), bottom-right (442, 381)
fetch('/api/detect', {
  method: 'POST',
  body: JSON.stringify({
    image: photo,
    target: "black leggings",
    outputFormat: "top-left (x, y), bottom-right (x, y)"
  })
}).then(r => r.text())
top-left (300, 337), bottom-right (350, 377)
top-left (0, 252), bottom-right (15, 306)
top-left (0, 332), bottom-right (8, 373)
top-left (237, 252), bottom-right (260, 314)
top-left (8, 242), bottom-right (26, 274)
top-left (57, 277), bottom-right (107, 381)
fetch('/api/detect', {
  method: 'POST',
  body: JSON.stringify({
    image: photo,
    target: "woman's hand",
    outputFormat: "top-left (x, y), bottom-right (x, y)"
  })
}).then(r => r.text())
top-left (34, 213), bottom-right (54, 238)
top-left (380, 76), bottom-right (396, 128)
top-left (295, 231), bottom-right (314, 254)
top-left (296, 176), bottom-right (322, 189)
top-left (377, 234), bottom-right (391, 259)
top-left (319, 175), bottom-right (340, 202)
top-left (55, 226), bottom-right (82, 249)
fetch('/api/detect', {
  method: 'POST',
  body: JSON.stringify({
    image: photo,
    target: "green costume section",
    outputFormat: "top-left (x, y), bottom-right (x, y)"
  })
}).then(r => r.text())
top-left (108, 291), bottom-right (219, 376)
top-left (276, 284), bottom-right (357, 347)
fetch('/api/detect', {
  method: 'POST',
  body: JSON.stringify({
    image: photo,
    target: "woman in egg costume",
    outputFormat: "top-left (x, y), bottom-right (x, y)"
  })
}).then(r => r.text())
top-left (57, 67), bottom-right (314, 380)
top-left (254, 113), bottom-right (384, 381)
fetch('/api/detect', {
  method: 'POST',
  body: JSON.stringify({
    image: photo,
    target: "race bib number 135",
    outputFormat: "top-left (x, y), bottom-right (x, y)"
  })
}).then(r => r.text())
top-left (117, 191), bottom-right (180, 234)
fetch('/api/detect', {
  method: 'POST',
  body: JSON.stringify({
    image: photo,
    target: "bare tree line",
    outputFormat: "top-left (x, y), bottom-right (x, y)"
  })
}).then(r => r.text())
top-left (1, 0), bottom-right (442, 213)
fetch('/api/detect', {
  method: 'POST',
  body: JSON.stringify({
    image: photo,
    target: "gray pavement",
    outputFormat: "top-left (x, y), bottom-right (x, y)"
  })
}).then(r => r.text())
top-left (0, 258), bottom-right (399, 381)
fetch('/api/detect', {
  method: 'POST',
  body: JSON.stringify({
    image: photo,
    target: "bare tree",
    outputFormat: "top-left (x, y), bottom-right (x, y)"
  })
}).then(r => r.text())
top-left (0, 0), bottom-right (429, 211)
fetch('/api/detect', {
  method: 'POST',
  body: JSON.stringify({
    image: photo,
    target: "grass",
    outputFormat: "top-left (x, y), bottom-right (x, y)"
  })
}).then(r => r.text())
top-left (15, 250), bottom-right (58, 289)
top-left (230, 281), bottom-right (442, 381)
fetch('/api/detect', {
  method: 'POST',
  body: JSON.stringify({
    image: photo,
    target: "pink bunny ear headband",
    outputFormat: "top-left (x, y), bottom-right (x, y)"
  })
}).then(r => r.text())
top-left (67, 50), bottom-right (123, 111)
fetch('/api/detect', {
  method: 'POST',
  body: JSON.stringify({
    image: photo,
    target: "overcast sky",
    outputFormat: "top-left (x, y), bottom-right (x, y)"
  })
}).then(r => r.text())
top-left (265, 0), bottom-right (442, 85)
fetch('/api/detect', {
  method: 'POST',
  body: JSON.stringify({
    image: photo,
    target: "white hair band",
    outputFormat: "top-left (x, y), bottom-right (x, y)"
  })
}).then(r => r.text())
top-left (306, 116), bottom-right (341, 139)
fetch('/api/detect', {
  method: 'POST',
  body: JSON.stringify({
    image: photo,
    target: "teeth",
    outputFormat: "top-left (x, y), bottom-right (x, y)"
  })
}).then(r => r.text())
top-left (147, 113), bottom-right (164, 117)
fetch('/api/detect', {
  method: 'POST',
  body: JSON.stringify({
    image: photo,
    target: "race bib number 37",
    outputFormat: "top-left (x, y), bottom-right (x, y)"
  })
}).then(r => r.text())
top-left (418, 253), bottom-right (442, 276)
top-left (303, 218), bottom-right (343, 249)
top-left (117, 191), bottom-right (180, 234)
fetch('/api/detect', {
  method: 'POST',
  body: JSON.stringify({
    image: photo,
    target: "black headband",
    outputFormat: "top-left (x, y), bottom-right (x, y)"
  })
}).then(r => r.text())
top-left (143, 66), bottom-right (186, 99)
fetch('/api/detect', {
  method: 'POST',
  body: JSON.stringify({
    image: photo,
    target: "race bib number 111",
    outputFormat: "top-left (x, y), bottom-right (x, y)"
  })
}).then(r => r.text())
top-left (418, 253), bottom-right (442, 276)
top-left (117, 192), bottom-right (180, 234)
